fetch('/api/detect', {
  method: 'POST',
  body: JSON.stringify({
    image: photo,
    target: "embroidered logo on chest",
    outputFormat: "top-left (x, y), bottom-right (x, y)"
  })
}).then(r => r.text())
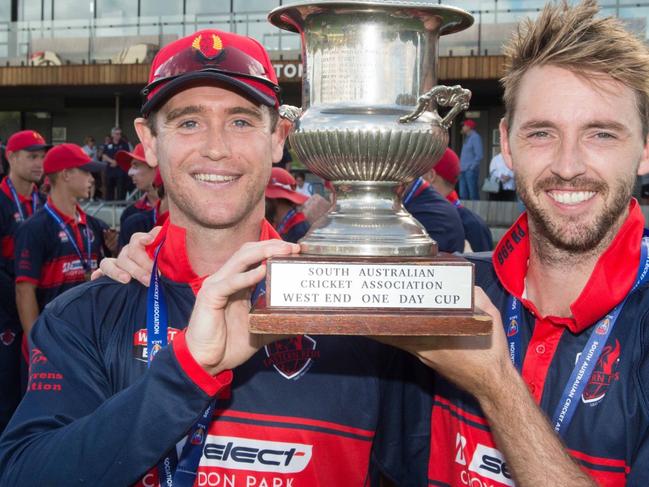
top-left (582, 338), bottom-right (621, 404)
top-left (263, 335), bottom-right (320, 380)
top-left (0, 328), bottom-right (16, 346)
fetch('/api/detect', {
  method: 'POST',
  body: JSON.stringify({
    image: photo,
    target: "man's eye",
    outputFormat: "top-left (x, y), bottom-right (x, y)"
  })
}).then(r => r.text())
top-left (179, 120), bottom-right (198, 129)
top-left (233, 119), bottom-right (252, 128)
top-left (529, 131), bottom-right (549, 138)
top-left (595, 132), bottom-right (616, 139)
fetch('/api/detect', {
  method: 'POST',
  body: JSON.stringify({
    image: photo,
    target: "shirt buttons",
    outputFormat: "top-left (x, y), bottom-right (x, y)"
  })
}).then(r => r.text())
top-left (535, 343), bottom-right (546, 355)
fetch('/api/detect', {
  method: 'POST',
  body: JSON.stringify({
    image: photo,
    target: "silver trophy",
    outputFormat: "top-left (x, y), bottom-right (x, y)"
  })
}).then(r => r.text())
top-left (271, 0), bottom-right (473, 257)
top-left (250, 1), bottom-right (491, 336)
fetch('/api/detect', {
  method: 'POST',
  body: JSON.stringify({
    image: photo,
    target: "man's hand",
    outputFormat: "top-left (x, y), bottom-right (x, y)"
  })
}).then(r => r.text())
top-left (185, 240), bottom-right (299, 374)
top-left (92, 227), bottom-right (160, 285)
top-left (381, 287), bottom-right (511, 399)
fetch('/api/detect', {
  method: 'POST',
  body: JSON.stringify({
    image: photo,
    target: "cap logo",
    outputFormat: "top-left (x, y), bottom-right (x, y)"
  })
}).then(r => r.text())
top-left (192, 34), bottom-right (223, 60)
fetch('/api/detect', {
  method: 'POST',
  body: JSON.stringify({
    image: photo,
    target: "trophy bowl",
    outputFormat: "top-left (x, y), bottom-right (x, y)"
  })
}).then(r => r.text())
top-left (270, 0), bottom-right (473, 257)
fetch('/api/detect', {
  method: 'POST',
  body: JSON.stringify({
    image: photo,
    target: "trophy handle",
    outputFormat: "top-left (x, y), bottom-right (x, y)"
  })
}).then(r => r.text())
top-left (279, 104), bottom-right (303, 123)
top-left (399, 85), bottom-right (472, 130)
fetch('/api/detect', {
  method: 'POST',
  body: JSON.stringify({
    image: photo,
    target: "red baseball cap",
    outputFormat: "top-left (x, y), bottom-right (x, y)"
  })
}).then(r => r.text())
top-left (140, 29), bottom-right (281, 116)
top-left (463, 119), bottom-right (477, 129)
top-left (116, 143), bottom-right (151, 173)
top-left (43, 143), bottom-right (105, 175)
top-left (433, 148), bottom-right (460, 184)
top-left (265, 167), bottom-right (308, 206)
top-left (5, 130), bottom-right (52, 155)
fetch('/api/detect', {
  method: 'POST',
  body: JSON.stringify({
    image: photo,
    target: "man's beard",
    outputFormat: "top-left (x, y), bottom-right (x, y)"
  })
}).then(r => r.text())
top-left (516, 172), bottom-right (633, 254)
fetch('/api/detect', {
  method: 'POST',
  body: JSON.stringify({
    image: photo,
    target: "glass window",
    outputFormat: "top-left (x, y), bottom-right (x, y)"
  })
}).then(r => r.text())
top-left (233, 0), bottom-right (279, 13)
top-left (96, 0), bottom-right (133, 18)
top-left (140, 0), bottom-right (182, 17)
top-left (54, 0), bottom-right (93, 20)
top-left (186, 0), bottom-right (230, 15)
top-left (0, 0), bottom-right (11, 21)
top-left (19, 0), bottom-right (43, 20)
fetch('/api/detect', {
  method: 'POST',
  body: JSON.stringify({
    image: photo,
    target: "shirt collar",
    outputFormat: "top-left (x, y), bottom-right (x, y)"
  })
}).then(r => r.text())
top-left (146, 218), bottom-right (280, 293)
top-left (493, 199), bottom-right (644, 333)
top-left (446, 190), bottom-right (460, 206)
top-left (134, 194), bottom-right (155, 210)
top-left (1, 177), bottom-right (38, 204)
top-left (46, 196), bottom-right (87, 226)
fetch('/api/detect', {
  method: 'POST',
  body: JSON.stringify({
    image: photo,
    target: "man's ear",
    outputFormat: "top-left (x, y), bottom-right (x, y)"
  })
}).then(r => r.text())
top-left (134, 117), bottom-right (159, 168)
top-left (637, 132), bottom-right (649, 176)
top-left (499, 117), bottom-right (514, 171)
top-left (271, 117), bottom-right (293, 164)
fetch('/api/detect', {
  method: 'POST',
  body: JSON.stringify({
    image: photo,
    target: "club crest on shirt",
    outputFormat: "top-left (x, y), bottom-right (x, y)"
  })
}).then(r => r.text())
top-left (582, 339), bottom-right (621, 404)
top-left (58, 230), bottom-right (69, 242)
top-left (0, 328), bottom-right (16, 346)
top-left (263, 335), bottom-right (320, 380)
top-left (13, 212), bottom-right (21, 222)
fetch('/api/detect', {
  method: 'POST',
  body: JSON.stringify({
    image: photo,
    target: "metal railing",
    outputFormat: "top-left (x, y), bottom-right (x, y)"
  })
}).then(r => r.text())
top-left (0, 2), bottom-right (648, 65)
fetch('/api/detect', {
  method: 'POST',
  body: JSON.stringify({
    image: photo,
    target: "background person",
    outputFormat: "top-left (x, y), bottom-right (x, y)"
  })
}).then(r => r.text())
top-left (458, 119), bottom-right (483, 200)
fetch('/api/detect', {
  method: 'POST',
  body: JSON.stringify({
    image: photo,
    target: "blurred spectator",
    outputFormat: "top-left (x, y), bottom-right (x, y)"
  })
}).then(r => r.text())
top-left (118, 169), bottom-right (168, 249)
top-left (428, 148), bottom-right (493, 252)
top-left (14, 144), bottom-right (110, 337)
top-left (116, 143), bottom-right (158, 228)
top-left (100, 127), bottom-right (130, 200)
top-left (294, 171), bottom-right (314, 197)
top-left (81, 136), bottom-right (97, 161)
top-left (403, 175), bottom-right (465, 253)
top-left (488, 150), bottom-right (516, 201)
top-left (265, 167), bottom-right (310, 243)
top-left (0, 129), bottom-right (49, 434)
top-left (459, 119), bottom-right (483, 200)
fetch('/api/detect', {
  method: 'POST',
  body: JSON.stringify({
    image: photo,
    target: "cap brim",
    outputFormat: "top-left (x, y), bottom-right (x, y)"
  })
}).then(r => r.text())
top-left (78, 161), bottom-right (106, 173)
top-left (116, 150), bottom-right (147, 173)
top-left (141, 71), bottom-right (277, 116)
top-left (21, 144), bottom-right (52, 152)
top-left (265, 186), bottom-right (309, 205)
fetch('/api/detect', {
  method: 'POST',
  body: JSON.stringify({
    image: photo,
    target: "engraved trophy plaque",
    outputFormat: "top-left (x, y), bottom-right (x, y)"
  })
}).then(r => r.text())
top-left (250, 0), bottom-right (492, 335)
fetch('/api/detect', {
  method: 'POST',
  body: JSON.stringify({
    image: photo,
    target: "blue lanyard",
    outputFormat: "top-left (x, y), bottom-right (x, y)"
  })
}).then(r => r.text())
top-left (452, 198), bottom-right (461, 208)
top-left (6, 178), bottom-right (39, 221)
top-left (146, 240), bottom-right (266, 487)
top-left (44, 203), bottom-right (92, 273)
top-left (152, 206), bottom-right (157, 226)
top-left (276, 207), bottom-right (296, 235)
top-left (505, 237), bottom-right (649, 437)
top-left (403, 177), bottom-right (424, 206)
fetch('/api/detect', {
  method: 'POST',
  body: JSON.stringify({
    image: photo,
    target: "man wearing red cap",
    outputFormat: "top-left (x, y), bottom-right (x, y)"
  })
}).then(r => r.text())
top-left (427, 148), bottom-right (493, 252)
top-left (116, 143), bottom-right (159, 228)
top-left (0, 130), bottom-right (49, 434)
top-left (265, 167), bottom-right (310, 243)
top-left (459, 119), bottom-right (483, 200)
top-left (13, 143), bottom-right (112, 336)
top-left (0, 29), bottom-right (427, 486)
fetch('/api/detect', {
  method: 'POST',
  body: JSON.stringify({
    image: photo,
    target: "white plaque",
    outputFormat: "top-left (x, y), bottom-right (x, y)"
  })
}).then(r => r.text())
top-left (269, 262), bottom-right (472, 310)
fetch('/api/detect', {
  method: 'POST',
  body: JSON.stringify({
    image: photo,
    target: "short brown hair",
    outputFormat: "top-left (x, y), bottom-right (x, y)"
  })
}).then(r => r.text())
top-left (502, 0), bottom-right (649, 136)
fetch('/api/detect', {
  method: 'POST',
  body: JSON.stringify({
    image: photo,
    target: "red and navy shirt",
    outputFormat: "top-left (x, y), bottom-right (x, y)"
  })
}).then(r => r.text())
top-left (120, 194), bottom-right (156, 228)
top-left (13, 199), bottom-right (107, 311)
top-left (0, 219), bottom-right (428, 486)
top-left (428, 200), bottom-right (649, 486)
top-left (0, 177), bottom-right (42, 277)
top-left (118, 201), bottom-right (167, 249)
top-left (404, 180), bottom-right (466, 253)
top-left (447, 190), bottom-right (493, 252)
top-left (276, 209), bottom-right (310, 244)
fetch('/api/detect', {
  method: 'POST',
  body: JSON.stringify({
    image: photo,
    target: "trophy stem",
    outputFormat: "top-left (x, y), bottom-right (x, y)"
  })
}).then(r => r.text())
top-left (299, 181), bottom-right (437, 257)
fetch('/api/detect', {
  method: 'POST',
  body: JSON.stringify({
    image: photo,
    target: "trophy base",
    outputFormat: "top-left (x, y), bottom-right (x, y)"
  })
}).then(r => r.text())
top-left (249, 253), bottom-right (492, 336)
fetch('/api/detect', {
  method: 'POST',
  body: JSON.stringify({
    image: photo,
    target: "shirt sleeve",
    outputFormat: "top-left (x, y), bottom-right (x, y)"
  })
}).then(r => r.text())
top-left (0, 287), bottom-right (231, 486)
top-left (13, 221), bottom-right (44, 285)
top-left (472, 133), bottom-right (484, 164)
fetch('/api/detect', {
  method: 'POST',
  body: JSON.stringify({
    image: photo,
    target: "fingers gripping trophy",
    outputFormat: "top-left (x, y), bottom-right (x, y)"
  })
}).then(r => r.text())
top-left (251, 0), bottom-right (492, 335)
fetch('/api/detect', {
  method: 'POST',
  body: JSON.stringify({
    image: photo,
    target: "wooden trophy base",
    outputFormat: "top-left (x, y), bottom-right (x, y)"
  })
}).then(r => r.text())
top-left (249, 253), bottom-right (492, 336)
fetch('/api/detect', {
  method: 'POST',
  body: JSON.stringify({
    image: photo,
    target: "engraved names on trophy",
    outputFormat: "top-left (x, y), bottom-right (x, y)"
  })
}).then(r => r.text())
top-left (269, 262), bottom-right (472, 310)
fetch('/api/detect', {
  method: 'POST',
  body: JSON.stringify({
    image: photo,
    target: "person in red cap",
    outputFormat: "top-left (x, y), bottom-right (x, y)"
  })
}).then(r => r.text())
top-left (459, 119), bottom-right (483, 200)
top-left (116, 142), bottom-right (159, 228)
top-left (0, 130), bottom-right (50, 434)
top-left (0, 29), bottom-right (431, 486)
top-left (118, 167), bottom-right (168, 249)
top-left (427, 148), bottom-right (493, 251)
top-left (13, 143), bottom-right (114, 337)
top-left (265, 167), bottom-right (310, 243)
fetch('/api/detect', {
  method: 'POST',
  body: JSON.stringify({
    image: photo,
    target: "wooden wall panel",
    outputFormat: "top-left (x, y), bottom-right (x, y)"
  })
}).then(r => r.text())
top-left (0, 56), bottom-right (505, 87)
